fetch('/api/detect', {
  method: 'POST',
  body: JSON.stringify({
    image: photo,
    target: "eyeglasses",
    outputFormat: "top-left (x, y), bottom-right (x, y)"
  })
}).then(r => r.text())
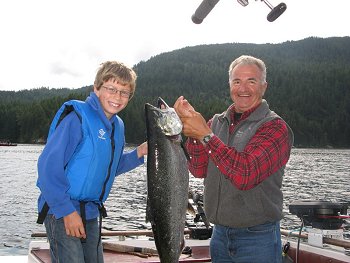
top-left (101, 86), bottom-right (133, 99)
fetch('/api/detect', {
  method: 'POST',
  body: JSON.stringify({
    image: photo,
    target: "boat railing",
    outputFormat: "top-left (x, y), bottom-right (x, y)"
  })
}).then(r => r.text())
top-left (280, 228), bottom-right (350, 249)
top-left (32, 228), bottom-right (350, 250)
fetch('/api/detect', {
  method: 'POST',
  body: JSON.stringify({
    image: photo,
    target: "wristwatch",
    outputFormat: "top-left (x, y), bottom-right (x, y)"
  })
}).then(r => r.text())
top-left (202, 133), bottom-right (214, 144)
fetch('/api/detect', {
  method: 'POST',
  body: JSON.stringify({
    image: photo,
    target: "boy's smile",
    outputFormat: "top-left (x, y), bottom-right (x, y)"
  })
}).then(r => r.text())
top-left (94, 79), bottom-right (131, 119)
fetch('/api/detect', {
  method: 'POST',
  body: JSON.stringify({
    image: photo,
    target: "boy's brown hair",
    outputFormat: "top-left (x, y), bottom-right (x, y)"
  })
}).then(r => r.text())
top-left (94, 61), bottom-right (137, 97)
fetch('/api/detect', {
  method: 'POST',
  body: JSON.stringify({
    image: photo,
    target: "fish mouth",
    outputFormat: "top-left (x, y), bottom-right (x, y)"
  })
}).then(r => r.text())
top-left (145, 97), bottom-right (183, 136)
top-left (145, 97), bottom-right (169, 111)
top-left (157, 97), bottom-right (170, 110)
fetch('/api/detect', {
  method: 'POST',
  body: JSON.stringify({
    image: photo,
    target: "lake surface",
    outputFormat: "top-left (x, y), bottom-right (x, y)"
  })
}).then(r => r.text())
top-left (0, 145), bottom-right (349, 256)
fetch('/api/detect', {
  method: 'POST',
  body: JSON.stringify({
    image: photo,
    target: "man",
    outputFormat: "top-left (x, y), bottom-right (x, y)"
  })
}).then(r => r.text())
top-left (174, 55), bottom-right (294, 262)
top-left (36, 61), bottom-right (147, 263)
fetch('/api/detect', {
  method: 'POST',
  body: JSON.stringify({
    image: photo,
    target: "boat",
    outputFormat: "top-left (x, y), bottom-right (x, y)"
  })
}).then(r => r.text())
top-left (281, 229), bottom-right (350, 263)
top-left (2, 200), bottom-right (349, 263)
top-left (0, 140), bottom-right (17, 146)
top-left (1, 227), bottom-right (350, 263)
top-left (26, 229), bottom-right (212, 263)
top-left (17, 227), bottom-right (350, 263)
top-left (282, 200), bottom-right (350, 263)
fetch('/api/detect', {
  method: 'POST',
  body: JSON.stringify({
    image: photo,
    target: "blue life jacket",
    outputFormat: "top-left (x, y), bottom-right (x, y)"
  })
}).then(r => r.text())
top-left (48, 100), bottom-right (124, 203)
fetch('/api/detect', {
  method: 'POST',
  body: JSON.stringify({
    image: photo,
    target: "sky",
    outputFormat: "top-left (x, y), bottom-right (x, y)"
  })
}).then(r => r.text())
top-left (0, 0), bottom-right (349, 92)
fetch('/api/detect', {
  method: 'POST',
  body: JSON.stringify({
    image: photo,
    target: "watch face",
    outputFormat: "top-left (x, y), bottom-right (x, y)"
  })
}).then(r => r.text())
top-left (203, 134), bottom-right (211, 143)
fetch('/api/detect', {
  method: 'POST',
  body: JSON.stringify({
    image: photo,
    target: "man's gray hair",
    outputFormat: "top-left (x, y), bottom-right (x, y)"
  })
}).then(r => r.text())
top-left (228, 55), bottom-right (267, 84)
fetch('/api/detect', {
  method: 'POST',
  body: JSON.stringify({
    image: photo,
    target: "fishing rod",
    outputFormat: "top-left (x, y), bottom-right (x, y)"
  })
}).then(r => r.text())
top-left (31, 229), bottom-right (193, 238)
top-left (192, 0), bottom-right (287, 24)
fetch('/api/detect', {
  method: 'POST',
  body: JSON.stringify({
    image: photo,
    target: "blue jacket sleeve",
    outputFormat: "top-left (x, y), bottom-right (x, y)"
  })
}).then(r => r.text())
top-left (37, 112), bottom-right (82, 219)
top-left (115, 148), bottom-right (144, 176)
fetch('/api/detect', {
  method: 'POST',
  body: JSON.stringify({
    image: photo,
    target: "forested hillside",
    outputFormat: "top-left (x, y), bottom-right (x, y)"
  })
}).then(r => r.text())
top-left (1, 37), bottom-right (349, 147)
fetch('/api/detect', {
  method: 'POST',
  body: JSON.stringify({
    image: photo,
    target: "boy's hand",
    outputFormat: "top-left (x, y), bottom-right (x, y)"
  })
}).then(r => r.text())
top-left (137, 141), bottom-right (148, 158)
top-left (63, 211), bottom-right (86, 239)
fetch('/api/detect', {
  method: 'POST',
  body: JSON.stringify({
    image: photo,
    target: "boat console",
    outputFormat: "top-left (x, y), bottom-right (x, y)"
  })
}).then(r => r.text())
top-left (289, 200), bottom-right (348, 229)
top-left (289, 200), bottom-right (349, 248)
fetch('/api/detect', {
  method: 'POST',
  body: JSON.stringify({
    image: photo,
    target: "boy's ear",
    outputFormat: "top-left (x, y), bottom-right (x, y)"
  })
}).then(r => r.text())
top-left (94, 86), bottom-right (100, 97)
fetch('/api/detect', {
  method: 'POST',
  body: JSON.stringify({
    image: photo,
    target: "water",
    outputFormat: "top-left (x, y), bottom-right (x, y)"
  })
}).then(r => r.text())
top-left (0, 145), bottom-right (349, 256)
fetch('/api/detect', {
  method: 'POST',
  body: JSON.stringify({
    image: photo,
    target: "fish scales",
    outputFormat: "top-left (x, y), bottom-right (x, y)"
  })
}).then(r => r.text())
top-left (145, 98), bottom-right (189, 263)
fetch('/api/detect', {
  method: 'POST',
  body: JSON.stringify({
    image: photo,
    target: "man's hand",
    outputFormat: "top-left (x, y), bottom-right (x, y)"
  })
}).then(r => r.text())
top-left (63, 211), bottom-right (86, 239)
top-left (174, 96), bottom-right (196, 118)
top-left (181, 111), bottom-right (212, 140)
top-left (174, 96), bottom-right (212, 141)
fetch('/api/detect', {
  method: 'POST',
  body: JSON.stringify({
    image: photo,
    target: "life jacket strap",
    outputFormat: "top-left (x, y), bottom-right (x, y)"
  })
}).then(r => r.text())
top-left (96, 203), bottom-right (107, 251)
top-left (98, 203), bottom-right (108, 218)
top-left (37, 202), bottom-right (49, 224)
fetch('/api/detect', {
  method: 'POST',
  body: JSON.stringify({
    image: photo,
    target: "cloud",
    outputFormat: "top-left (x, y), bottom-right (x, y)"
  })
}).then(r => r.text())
top-left (0, 0), bottom-right (349, 91)
top-left (49, 62), bottom-right (80, 77)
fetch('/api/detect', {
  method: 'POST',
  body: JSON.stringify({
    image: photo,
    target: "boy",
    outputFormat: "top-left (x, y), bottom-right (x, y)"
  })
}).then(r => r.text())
top-left (36, 61), bottom-right (147, 263)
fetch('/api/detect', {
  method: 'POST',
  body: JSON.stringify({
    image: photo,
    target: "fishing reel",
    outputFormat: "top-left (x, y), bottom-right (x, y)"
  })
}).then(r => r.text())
top-left (191, 0), bottom-right (287, 24)
top-left (237, 0), bottom-right (287, 22)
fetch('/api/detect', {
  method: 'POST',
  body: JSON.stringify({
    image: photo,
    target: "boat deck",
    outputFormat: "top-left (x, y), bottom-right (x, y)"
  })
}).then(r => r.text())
top-left (28, 239), bottom-right (211, 263)
top-left (31, 247), bottom-right (210, 263)
top-left (25, 236), bottom-right (350, 263)
top-left (285, 238), bottom-right (350, 263)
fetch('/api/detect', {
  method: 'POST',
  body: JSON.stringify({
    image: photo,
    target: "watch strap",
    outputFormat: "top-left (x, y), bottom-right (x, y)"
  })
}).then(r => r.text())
top-left (202, 133), bottom-right (214, 144)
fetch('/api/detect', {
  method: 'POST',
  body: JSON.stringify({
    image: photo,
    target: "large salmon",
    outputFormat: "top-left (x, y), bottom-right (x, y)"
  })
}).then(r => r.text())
top-left (145, 97), bottom-right (189, 263)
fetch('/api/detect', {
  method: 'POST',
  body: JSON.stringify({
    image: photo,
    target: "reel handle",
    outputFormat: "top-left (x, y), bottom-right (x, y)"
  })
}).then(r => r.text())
top-left (243, 0), bottom-right (287, 22)
top-left (266, 2), bottom-right (287, 22)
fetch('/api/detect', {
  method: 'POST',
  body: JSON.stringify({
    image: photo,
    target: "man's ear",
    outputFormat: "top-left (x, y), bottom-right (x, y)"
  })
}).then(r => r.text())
top-left (262, 82), bottom-right (268, 96)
